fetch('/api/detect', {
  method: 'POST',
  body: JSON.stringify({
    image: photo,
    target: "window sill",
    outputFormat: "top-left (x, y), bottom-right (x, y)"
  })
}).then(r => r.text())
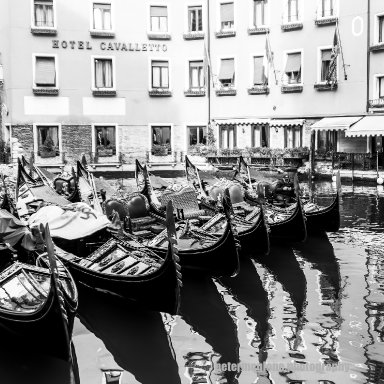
top-left (148, 89), bottom-right (172, 97)
top-left (183, 32), bottom-right (205, 40)
top-left (315, 16), bottom-right (338, 25)
top-left (33, 87), bottom-right (59, 96)
top-left (92, 89), bottom-right (117, 97)
top-left (184, 89), bottom-right (206, 97)
top-left (31, 27), bottom-right (57, 36)
top-left (216, 88), bottom-right (237, 96)
top-left (215, 30), bottom-right (236, 38)
top-left (248, 85), bottom-right (269, 95)
top-left (90, 30), bottom-right (115, 38)
top-left (370, 43), bottom-right (384, 52)
top-left (281, 22), bottom-right (303, 31)
top-left (369, 99), bottom-right (384, 108)
top-left (147, 33), bottom-right (171, 40)
top-left (248, 26), bottom-right (270, 35)
top-left (281, 85), bottom-right (303, 93)
top-left (314, 83), bottom-right (338, 91)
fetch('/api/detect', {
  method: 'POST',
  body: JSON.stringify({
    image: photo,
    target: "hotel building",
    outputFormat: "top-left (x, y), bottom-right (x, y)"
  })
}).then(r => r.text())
top-left (0, 0), bottom-right (383, 169)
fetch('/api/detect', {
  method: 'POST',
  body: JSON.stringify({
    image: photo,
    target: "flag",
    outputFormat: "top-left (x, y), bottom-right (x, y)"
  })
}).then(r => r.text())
top-left (265, 33), bottom-right (278, 85)
top-left (326, 27), bottom-right (340, 86)
top-left (204, 40), bottom-right (219, 90)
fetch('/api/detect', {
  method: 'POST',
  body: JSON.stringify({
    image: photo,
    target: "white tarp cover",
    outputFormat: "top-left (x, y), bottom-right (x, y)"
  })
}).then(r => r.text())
top-left (310, 116), bottom-right (363, 131)
top-left (28, 203), bottom-right (110, 240)
top-left (345, 116), bottom-right (384, 137)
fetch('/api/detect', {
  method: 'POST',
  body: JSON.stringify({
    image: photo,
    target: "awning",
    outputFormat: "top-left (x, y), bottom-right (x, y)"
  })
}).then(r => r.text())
top-left (150, 6), bottom-right (167, 17)
top-left (220, 2), bottom-right (234, 22)
top-left (346, 116), bottom-right (384, 137)
top-left (219, 59), bottom-right (235, 80)
top-left (214, 118), bottom-right (270, 126)
top-left (285, 53), bottom-right (301, 73)
top-left (271, 119), bottom-right (305, 127)
top-left (311, 116), bottom-right (363, 131)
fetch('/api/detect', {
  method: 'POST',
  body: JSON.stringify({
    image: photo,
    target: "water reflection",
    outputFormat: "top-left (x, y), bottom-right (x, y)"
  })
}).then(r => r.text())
top-left (77, 285), bottom-right (181, 384)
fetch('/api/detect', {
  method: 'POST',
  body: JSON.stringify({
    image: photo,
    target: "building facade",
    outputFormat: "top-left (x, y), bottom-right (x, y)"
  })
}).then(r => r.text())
top-left (0, 0), bottom-right (382, 169)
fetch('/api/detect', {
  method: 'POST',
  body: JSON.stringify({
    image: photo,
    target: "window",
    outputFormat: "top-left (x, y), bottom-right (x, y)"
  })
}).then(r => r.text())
top-left (34, 56), bottom-right (56, 87)
top-left (152, 61), bottom-right (169, 89)
top-left (253, 56), bottom-right (267, 85)
top-left (284, 126), bottom-right (302, 148)
top-left (317, 131), bottom-right (337, 152)
top-left (188, 126), bottom-right (207, 147)
top-left (150, 6), bottom-right (168, 32)
top-left (220, 125), bottom-right (237, 149)
top-left (188, 6), bottom-right (203, 32)
top-left (287, 0), bottom-right (299, 22)
top-left (252, 124), bottom-right (269, 147)
top-left (36, 126), bottom-right (59, 157)
top-left (33, 0), bottom-right (54, 28)
top-left (152, 126), bottom-right (172, 155)
top-left (253, 0), bottom-right (267, 27)
top-left (189, 61), bottom-right (205, 90)
top-left (378, 76), bottom-right (384, 99)
top-left (95, 126), bottom-right (116, 156)
top-left (218, 58), bottom-right (235, 87)
top-left (220, 2), bottom-right (234, 30)
top-left (320, 49), bottom-right (332, 82)
top-left (93, 3), bottom-right (112, 31)
top-left (94, 58), bottom-right (113, 89)
top-left (284, 52), bottom-right (302, 84)
top-left (379, 15), bottom-right (384, 43)
top-left (321, 0), bottom-right (334, 18)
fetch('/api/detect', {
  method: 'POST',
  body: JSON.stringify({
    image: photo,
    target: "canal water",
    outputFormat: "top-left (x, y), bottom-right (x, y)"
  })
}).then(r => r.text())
top-left (2, 180), bottom-right (384, 384)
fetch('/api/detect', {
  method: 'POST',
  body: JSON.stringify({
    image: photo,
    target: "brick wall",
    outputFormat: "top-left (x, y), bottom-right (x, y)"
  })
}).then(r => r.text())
top-left (11, 125), bottom-right (33, 160)
top-left (62, 125), bottom-right (92, 164)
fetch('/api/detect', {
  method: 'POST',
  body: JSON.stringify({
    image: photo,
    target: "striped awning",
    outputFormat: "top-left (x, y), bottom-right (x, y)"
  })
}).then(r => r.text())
top-left (214, 118), bottom-right (270, 126)
top-left (346, 116), bottom-right (384, 137)
top-left (271, 119), bottom-right (305, 127)
top-left (311, 116), bottom-right (363, 131)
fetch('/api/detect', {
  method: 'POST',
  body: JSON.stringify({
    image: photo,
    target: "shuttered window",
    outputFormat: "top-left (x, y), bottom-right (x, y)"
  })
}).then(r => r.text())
top-left (253, 56), bottom-right (266, 85)
top-left (220, 125), bottom-right (237, 149)
top-left (220, 2), bottom-right (234, 29)
top-left (379, 15), bottom-right (384, 43)
top-left (379, 76), bottom-right (384, 99)
top-left (254, 0), bottom-right (267, 27)
top-left (34, 0), bottom-right (54, 28)
top-left (93, 3), bottom-right (112, 30)
top-left (285, 52), bottom-right (301, 84)
top-left (152, 61), bottom-right (169, 88)
top-left (150, 6), bottom-right (168, 32)
top-left (188, 6), bottom-right (203, 32)
top-left (219, 58), bottom-right (235, 86)
top-left (287, 0), bottom-right (299, 22)
top-left (35, 56), bottom-right (56, 87)
top-left (320, 49), bottom-right (332, 82)
top-left (322, 0), bottom-right (334, 17)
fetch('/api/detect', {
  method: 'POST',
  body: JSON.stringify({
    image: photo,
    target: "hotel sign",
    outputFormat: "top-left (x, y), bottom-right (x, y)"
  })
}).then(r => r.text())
top-left (52, 40), bottom-right (167, 52)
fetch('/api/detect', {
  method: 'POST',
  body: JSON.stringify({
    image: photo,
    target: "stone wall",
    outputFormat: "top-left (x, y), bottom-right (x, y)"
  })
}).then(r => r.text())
top-left (11, 125), bottom-right (33, 161)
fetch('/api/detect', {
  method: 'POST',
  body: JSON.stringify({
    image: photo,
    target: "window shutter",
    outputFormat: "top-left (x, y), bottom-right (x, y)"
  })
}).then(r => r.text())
top-left (220, 2), bottom-right (234, 22)
top-left (285, 53), bottom-right (301, 73)
top-left (321, 49), bottom-right (332, 61)
top-left (219, 59), bottom-right (235, 80)
top-left (253, 56), bottom-right (265, 85)
top-left (150, 6), bottom-right (167, 17)
top-left (35, 57), bottom-right (56, 86)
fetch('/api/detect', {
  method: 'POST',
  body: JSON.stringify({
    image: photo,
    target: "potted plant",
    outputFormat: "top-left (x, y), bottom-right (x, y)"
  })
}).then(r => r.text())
top-left (39, 136), bottom-right (57, 158)
top-left (97, 144), bottom-right (115, 157)
top-left (152, 143), bottom-right (170, 156)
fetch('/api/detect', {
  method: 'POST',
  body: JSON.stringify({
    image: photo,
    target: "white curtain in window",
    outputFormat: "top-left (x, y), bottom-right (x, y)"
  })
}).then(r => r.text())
top-left (228, 128), bottom-right (234, 149)
top-left (222, 129), bottom-right (228, 149)
top-left (191, 68), bottom-right (199, 88)
top-left (45, 5), bottom-right (54, 26)
top-left (159, 17), bottom-right (167, 32)
top-left (95, 60), bottom-right (112, 88)
top-left (161, 67), bottom-right (169, 88)
top-left (35, 4), bottom-right (45, 26)
top-left (104, 60), bottom-right (112, 88)
top-left (379, 77), bottom-right (384, 98)
top-left (253, 126), bottom-right (261, 147)
top-left (103, 9), bottom-right (112, 29)
top-left (294, 127), bottom-right (301, 147)
top-left (93, 7), bottom-right (103, 29)
top-left (152, 67), bottom-right (161, 88)
top-left (322, 0), bottom-right (333, 17)
top-left (254, 1), bottom-right (265, 26)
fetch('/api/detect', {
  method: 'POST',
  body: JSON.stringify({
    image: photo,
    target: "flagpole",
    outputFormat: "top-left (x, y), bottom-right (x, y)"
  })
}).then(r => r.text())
top-left (266, 31), bottom-right (278, 85)
top-left (336, 20), bottom-right (347, 81)
top-left (207, 0), bottom-right (211, 127)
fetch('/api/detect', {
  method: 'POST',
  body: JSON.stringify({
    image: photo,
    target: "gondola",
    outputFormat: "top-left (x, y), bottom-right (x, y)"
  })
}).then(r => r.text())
top-left (104, 188), bottom-right (241, 277)
top-left (52, 202), bottom-right (182, 315)
top-left (0, 224), bottom-right (78, 362)
top-left (236, 156), bottom-right (340, 233)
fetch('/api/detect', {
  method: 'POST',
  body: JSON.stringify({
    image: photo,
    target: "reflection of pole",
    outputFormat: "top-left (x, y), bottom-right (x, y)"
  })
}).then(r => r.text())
top-left (376, 150), bottom-right (379, 178)
top-left (207, 0), bottom-right (211, 126)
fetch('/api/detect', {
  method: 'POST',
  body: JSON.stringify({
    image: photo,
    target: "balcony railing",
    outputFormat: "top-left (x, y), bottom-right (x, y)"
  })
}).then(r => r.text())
top-left (215, 85), bottom-right (237, 96)
top-left (369, 98), bottom-right (384, 108)
top-left (316, 152), bottom-right (384, 171)
top-left (184, 88), bottom-right (206, 97)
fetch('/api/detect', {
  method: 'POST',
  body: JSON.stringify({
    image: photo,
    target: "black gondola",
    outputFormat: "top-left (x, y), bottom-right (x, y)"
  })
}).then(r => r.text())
top-left (53, 202), bottom-right (182, 315)
top-left (0, 225), bottom-right (78, 362)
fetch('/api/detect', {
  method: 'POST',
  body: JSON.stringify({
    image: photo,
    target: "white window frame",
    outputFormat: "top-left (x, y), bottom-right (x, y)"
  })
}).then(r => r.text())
top-left (217, 55), bottom-right (237, 88)
top-left (91, 124), bottom-right (119, 158)
top-left (149, 57), bottom-right (172, 91)
top-left (148, 123), bottom-right (174, 153)
top-left (90, 1), bottom-right (115, 33)
top-left (148, 3), bottom-right (171, 35)
top-left (375, 12), bottom-right (384, 44)
top-left (184, 2), bottom-right (205, 33)
top-left (282, 49), bottom-right (304, 86)
top-left (283, 0), bottom-right (303, 24)
top-left (374, 74), bottom-right (384, 99)
top-left (317, 45), bottom-right (337, 84)
top-left (33, 123), bottom-right (62, 158)
top-left (91, 55), bottom-right (116, 91)
top-left (32, 53), bottom-right (59, 89)
top-left (249, 0), bottom-right (270, 28)
top-left (216, 0), bottom-right (236, 32)
top-left (30, 0), bottom-right (57, 30)
top-left (185, 57), bottom-right (205, 91)
top-left (185, 123), bottom-right (208, 152)
top-left (250, 51), bottom-right (269, 87)
top-left (316, 0), bottom-right (338, 20)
